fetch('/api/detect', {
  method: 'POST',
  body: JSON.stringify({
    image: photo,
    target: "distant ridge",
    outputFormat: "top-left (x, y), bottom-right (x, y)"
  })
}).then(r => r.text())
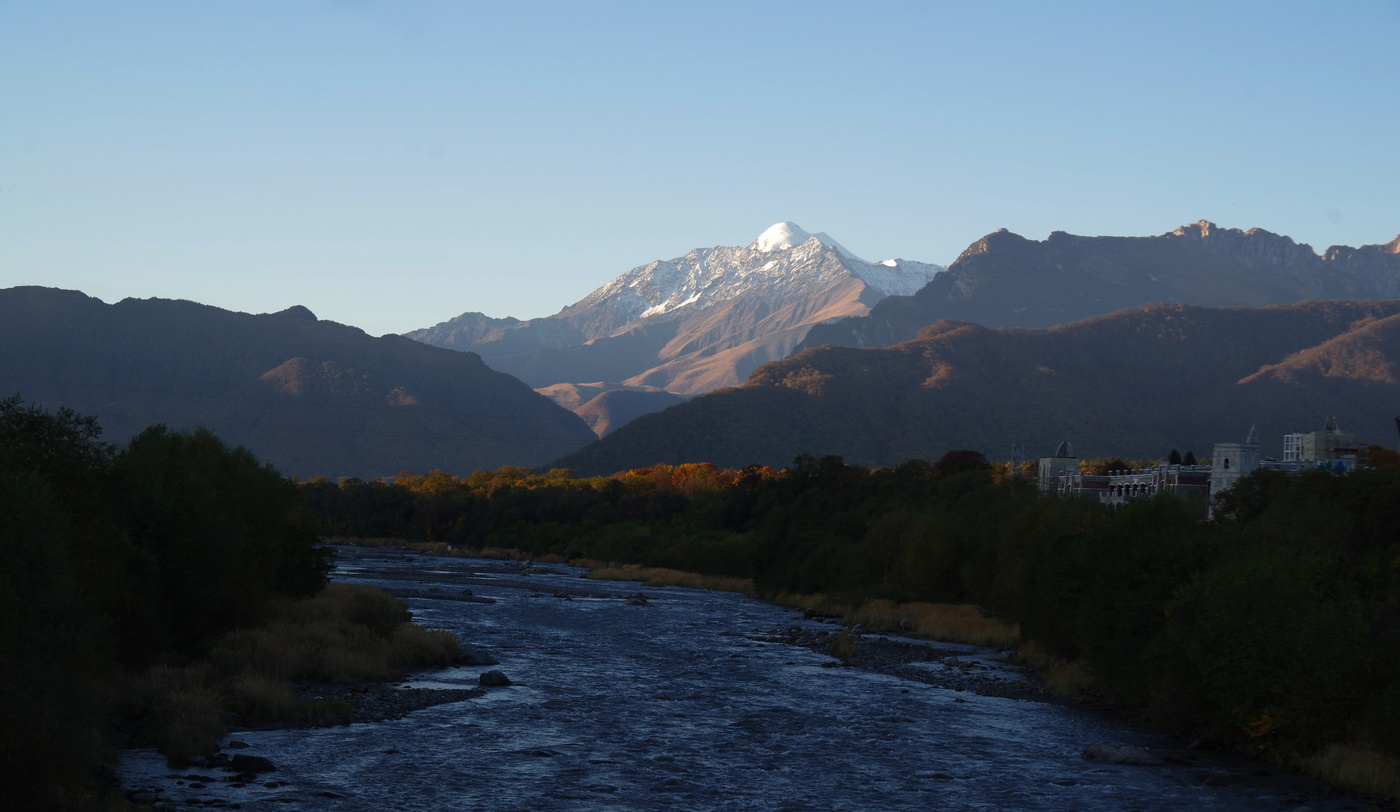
top-left (0, 287), bottom-right (596, 478)
top-left (800, 220), bottom-right (1400, 351)
top-left (552, 300), bottom-right (1400, 474)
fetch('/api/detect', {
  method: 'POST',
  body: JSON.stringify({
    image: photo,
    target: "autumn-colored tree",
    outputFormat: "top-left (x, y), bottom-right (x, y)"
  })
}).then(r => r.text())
top-left (1366, 444), bottom-right (1400, 470)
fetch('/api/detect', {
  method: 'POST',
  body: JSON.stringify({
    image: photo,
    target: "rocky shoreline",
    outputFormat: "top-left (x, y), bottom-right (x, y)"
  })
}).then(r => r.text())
top-left (753, 622), bottom-right (1060, 703)
top-left (291, 681), bottom-right (487, 726)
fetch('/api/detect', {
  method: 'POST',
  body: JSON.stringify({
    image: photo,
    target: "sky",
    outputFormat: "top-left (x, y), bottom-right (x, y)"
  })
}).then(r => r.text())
top-left (3, 1), bottom-right (1398, 337)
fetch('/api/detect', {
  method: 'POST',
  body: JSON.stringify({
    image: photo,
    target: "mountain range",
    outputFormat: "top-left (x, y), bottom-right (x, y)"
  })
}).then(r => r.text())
top-left (0, 287), bottom-right (596, 478)
top-left (407, 222), bottom-right (941, 433)
top-left (12, 219), bottom-right (1400, 480)
top-left (801, 220), bottom-right (1400, 350)
top-left (552, 299), bottom-right (1400, 475)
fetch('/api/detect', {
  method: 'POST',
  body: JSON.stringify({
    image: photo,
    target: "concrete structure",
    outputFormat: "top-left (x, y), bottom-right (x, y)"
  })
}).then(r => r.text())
top-left (1037, 417), bottom-right (1363, 518)
top-left (1282, 415), bottom-right (1360, 464)
top-left (1209, 424), bottom-right (1261, 499)
top-left (1047, 464), bottom-right (1212, 506)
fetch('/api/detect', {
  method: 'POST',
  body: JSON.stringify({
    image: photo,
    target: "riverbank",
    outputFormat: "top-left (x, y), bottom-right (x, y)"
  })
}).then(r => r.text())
top-left (126, 544), bottom-right (1380, 811)
top-left (342, 542), bottom-right (1397, 807)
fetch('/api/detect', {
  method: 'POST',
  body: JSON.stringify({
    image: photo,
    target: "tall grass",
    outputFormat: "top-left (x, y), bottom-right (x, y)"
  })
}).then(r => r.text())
top-left (581, 562), bottom-right (755, 595)
top-left (481, 547), bottom-right (570, 563)
top-left (843, 600), bottom-right (1020, 648)
top-left (1016, 641), bottom-right (1096, 697)
top-left (139, 666), bottom-right (227, 762)
top-left (769, 593), bottom-right (1020, 649)
top-left (131, 583), bottom-right (460, 762)
top-left (829, 631), bottom-right (858, 660)
top-left (768, 591), bottom-right (852, 618)
top-left (1297, 743), bottom-right (1400, 799)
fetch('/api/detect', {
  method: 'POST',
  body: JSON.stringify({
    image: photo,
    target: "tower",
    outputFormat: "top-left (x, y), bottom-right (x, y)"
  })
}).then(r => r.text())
top-left (1210, 424), bottom-right (1260, 501)
top-left (1037, 441), bottom-right (1078, 495)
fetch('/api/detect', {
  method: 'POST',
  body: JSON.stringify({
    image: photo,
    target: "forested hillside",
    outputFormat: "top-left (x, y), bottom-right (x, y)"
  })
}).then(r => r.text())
top-left (553, 300), bottom-right (1400, 474)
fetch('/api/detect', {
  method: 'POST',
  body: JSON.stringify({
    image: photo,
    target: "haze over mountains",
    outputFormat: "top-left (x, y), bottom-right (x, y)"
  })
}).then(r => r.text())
top-left (407, 223), bottom-right (942, 433)
top-left (554, 300), bottom-right (1400, 475)
top-left (0, 287), bottom-right (596, 478)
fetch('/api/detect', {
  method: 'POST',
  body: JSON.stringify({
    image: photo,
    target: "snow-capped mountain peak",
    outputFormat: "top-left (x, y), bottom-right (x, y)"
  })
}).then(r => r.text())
top-left (750, 222), bottom-right (863, 262)
top-left (555, 223), bottom-right (942, 337)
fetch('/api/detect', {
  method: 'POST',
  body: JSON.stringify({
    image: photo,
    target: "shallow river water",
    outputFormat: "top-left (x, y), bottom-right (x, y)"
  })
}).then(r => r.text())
top-left (122, 548), bottom-right (1365, 811)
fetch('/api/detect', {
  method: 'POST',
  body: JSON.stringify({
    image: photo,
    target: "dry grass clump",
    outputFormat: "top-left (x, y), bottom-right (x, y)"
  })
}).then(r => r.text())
top-left (829, 630), bottom-right (858, 660)
top-left (768, 592), bottom-right (852, 618)
top-left (844, 600), bottom-right (1021, 649)
top-left (1017, 641), bottom-right (1096, 697)
top-left (132, 583), bottom-right (460, 762)
top-left (324, 535), bottom-right (410, 548)
top-left (581, 563), bottom-right (755, 595)
top-left (137, 666), bottom-right (227, 762)
top-left (390, 623), bottom-right (462, 668)
top-left (226, 672), bottom-right (300, 724)
top-left (481, 547), bottom-right (570, 563)
top-left (1297, 743), bottom-right (1400, 800)
top-left (768, 594), bottom-right (1019, 649)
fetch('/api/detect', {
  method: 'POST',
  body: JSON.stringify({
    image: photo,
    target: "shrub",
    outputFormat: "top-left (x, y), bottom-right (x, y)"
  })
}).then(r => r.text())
top-left (145, 673), bottom-right (226, 763)
top-left (845, 600), bottom-right (1020, 648)
top-left (390, 624), bottom-right (462, 668)
top-left (829, 631), bottom-right (858, 660)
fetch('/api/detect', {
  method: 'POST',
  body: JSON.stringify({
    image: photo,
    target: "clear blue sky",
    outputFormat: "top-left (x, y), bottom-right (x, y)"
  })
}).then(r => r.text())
top-left (3, 1), bottom-right (1398, 337)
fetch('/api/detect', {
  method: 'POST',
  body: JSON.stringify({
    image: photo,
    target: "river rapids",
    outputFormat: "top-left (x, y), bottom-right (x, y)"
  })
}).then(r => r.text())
top-left (120, 547), bottom-right (1363, 811)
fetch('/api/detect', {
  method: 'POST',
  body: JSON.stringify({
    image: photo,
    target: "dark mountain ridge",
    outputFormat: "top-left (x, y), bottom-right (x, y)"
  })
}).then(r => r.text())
top-left (0, 287), bottom-right (596, 478)
top-left (801, 221), bottom-right (1400, 351)
top-left (553, 299), bottom-right (1400, 474)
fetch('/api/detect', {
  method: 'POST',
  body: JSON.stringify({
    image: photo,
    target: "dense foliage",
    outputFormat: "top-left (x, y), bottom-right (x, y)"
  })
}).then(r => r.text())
top-left (307, 452), bottom-right (1400, 771)
top-left (0, 396), bottom-right (332, 808)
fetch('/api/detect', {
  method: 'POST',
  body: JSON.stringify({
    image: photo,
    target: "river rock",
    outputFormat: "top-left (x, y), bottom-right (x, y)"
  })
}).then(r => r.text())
top-left (479, 669), bottom-right (512, 686)
top-left (227, 754), bottom-right (277, 773)
top-left (1081, 742), bottom-right (1163, 766)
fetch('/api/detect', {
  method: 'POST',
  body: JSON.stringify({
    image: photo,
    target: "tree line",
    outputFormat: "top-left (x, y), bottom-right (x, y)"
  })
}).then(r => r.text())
top-left (1, 395), bottom-right (332, 809)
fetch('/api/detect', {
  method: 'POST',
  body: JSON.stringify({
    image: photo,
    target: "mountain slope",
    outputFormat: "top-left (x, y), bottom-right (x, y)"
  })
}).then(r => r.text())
top-left (0, 287), bottom-right (596, 478)
top-left (407, 223), bottom-right (944, 400)
top-left (552, 300), bottom-right (1400, 474)
top-left (801, 221), bottom-right (1400, 350)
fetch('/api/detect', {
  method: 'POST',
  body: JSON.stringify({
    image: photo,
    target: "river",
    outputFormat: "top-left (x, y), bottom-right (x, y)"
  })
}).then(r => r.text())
top-left (120, 546), bottom-right (1360, 811)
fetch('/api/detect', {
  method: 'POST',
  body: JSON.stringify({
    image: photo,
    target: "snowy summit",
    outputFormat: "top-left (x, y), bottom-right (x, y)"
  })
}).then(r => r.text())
top-left (559, 222), bottom-right (943, 332)
top-left (750, 222), bottom-right (864, 262)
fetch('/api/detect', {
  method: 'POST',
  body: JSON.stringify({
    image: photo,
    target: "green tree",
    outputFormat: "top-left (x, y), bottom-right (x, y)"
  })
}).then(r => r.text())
top-left (115, 426), bottom-right (332, 655)
top-left (0, 455), bottom-right (116, 808)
